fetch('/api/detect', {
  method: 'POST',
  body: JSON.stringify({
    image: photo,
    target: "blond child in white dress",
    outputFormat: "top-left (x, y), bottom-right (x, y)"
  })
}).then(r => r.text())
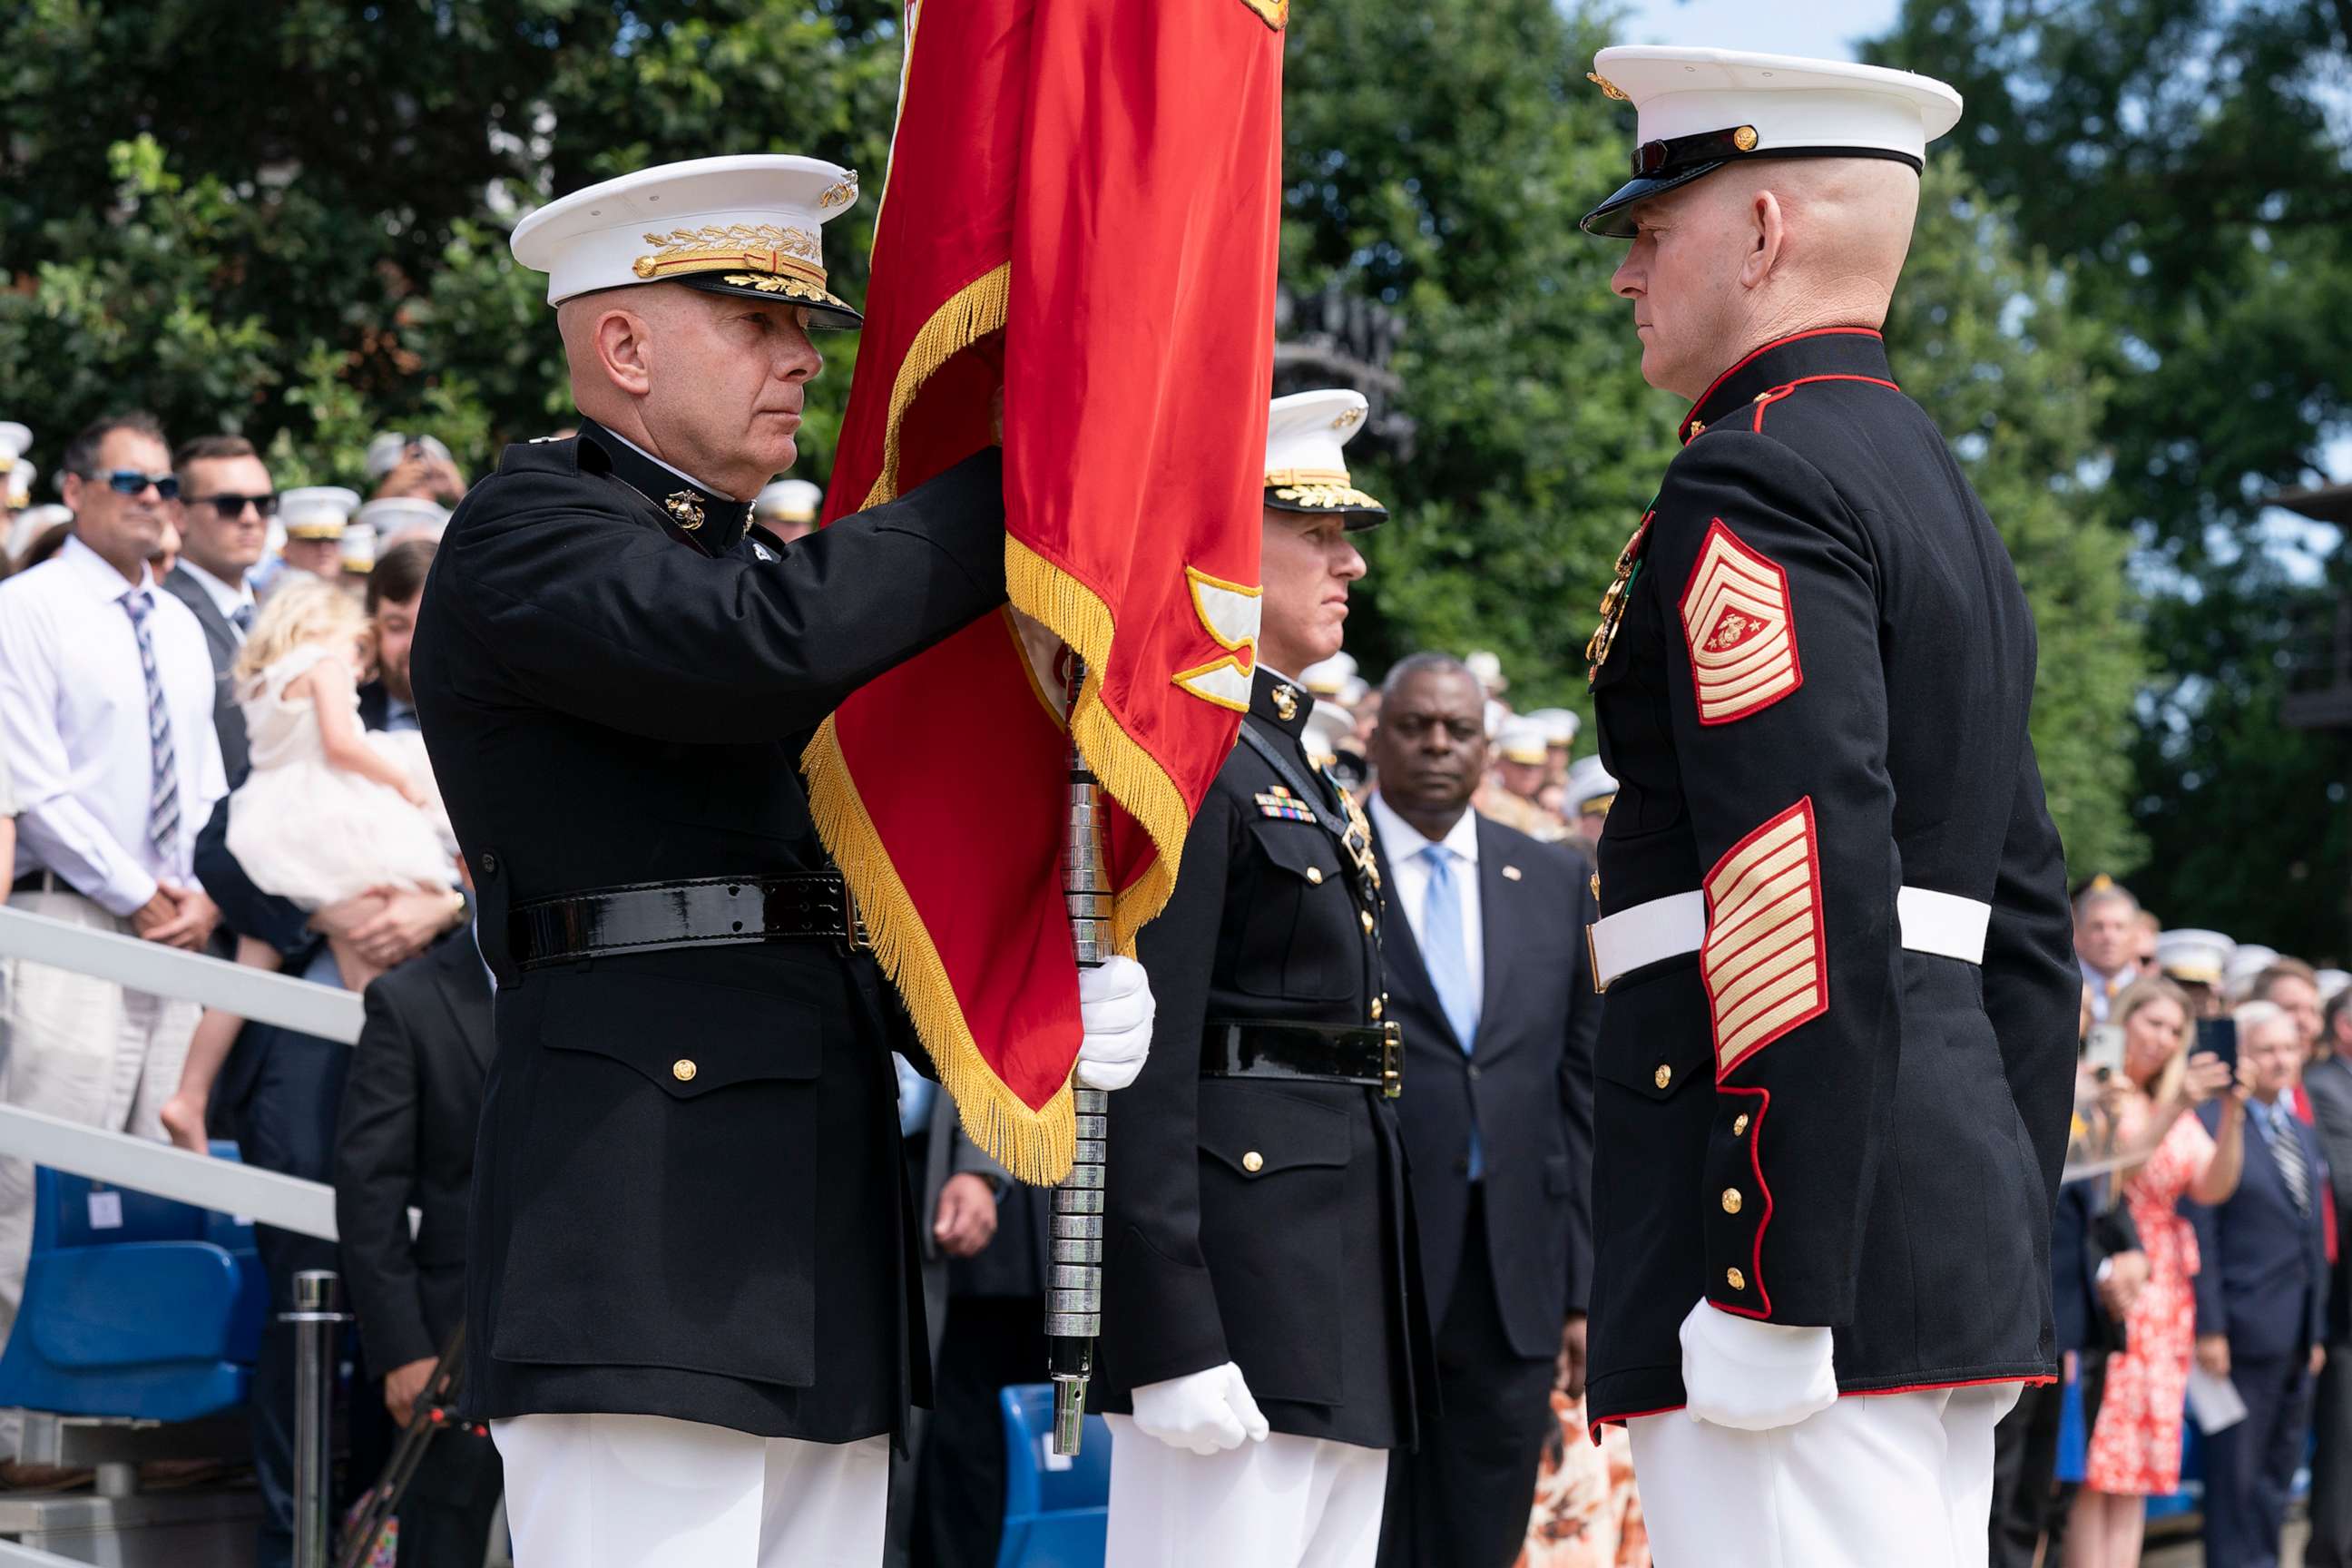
top-left (160, 579), bottom-right (456, 1152)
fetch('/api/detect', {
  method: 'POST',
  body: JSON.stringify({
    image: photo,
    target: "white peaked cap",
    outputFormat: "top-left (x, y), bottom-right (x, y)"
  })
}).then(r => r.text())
top-left (756, 477), bottom-right (824, 524)
top-left (2154, 928), bottom-right (2236, 989)
top-left (1299, 652), bottom-right (1358, 698)
top-left (1581, 47), bottom-right (1963, 238)
top-left (1568, 754), bottom-right (1620, 816)
top-left (1496, 719), bottom-right (1551, 766)
top-left (358, 496), bottom-right (452, 541)
top-left (279, 486), bottom-right (358, 540)
top-left (0, 423), bottom-right (29, 472)
top-left (339, 525), bottom-right (377, 573)
top-left (1302, 699), bottom-right (1354, 765)
top-left (1525, 706), bottom-right (1581, 745)
top-left (365, 432), bottom-right (455, 481)
top-left (510, 154), bottom-right (864, 328)
top-left (1264, 389), bottom-right (1385, 524)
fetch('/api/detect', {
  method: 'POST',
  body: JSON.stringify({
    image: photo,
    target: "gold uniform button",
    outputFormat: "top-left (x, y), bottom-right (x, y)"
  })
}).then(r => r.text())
top-left (1242, 1151), bottom-right (1265, 1174)
top-left (1653, 1064), bottom-right (1672, 1090)
top-left (1732, 1113), bottom-right (1750, 1136)
top-left (671, 1059), bottom-right (698, 1083)
top-left (1306, 866), bottom-right (1324, 885)
top-left (1360, 910), bottom-right (1375, 934)
top-left (1370, 997), bottom-right (1384, 1020)
top-left (1726, 1267), bottom-right (1747, 1291)
top-left (1721, 1188), bottom-right (1743, 1215)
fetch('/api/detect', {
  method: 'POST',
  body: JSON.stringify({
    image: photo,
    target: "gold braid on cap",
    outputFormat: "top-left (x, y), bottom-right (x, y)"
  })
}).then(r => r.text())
top-left (634, 224), bottom-right (828, 289)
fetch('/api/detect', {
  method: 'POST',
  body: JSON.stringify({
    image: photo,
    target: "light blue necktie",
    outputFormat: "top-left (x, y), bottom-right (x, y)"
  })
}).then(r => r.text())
top-left (119, 590), bottom-right (181, 858)
top-left (894, 1053), bottom-right (936, 1139)
top-left (1419, 844), bottom-right (1483, 1179)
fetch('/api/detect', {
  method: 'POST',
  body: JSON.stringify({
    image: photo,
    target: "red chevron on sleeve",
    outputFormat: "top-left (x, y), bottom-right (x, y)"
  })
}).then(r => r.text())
top-left (1678, 519), bottom-right (1802, 724)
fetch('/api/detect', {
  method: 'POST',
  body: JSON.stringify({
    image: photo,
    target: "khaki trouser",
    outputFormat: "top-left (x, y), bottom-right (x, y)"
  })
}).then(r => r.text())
top-left (0, 890), bottom-right (201, 1351)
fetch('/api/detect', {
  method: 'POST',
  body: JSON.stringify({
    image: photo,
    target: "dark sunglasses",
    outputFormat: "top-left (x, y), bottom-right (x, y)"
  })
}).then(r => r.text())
top-left (191, 492), bottom-right (279, 518)
top-left (81, 468), bottom-right (181, 501)
top-left (1632, 124), bottom-right (1759, 178)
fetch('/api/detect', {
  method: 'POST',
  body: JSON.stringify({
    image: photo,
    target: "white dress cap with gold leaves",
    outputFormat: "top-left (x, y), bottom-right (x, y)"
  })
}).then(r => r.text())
top-left (1580, 47), bottom-right (1962, 239)
top-left (755, 477), bottom-right (824, 525)
top-left (510, 154), bottom-right (864, 329)
top-left (1263, 388), bottom-right (1386, 528)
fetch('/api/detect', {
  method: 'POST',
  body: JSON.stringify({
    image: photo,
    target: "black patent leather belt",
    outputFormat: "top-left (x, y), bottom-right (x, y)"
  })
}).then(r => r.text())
top-left (1202, 1021), bottom-right (1403, 1100)
top-left (509, 875), bottom-right (867, 970)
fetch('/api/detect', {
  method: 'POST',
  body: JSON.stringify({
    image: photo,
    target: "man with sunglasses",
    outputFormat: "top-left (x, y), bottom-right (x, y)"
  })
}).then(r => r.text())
top-left (161, 435), bottom-right (274, 783)
top-left (0, 409), bottom-right (228, 1354)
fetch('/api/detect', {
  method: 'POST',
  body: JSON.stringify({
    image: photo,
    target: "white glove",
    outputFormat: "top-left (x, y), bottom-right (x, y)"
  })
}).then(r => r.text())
top-left (1679, 1298), bottom-right (1838, 1433)
top-left (1129, 1362), bottom-right (1270, 1455)
top-left (1074, 956), bottom-right (1154, 1092)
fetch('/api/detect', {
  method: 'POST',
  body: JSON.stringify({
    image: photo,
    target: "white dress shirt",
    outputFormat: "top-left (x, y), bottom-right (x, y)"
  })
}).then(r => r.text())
top-left (178, 558), bottom-right (256, 637)
top-left (0, 535), bottom-right (229, 914)
top-left (1367, 791), bottom-right (1485, 1000)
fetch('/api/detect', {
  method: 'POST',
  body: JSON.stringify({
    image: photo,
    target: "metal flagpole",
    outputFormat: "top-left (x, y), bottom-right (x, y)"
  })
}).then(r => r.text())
top-left (1047, 654), bottom-right (1111, 1455)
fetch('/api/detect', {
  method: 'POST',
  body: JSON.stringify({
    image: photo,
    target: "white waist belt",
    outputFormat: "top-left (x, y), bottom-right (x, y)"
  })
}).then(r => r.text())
top-left (1590, 885), bottom-right (1993, 990)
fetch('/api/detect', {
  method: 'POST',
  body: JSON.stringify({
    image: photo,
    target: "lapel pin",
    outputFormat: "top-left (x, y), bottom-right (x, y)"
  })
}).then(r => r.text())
top-left (1502, 865), bottom-right (1524, 881)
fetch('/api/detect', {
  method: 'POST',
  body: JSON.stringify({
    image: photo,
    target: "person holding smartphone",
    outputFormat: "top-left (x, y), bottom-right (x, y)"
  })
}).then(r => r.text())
top-left (2068, 977), bottom-right (2255, 1568)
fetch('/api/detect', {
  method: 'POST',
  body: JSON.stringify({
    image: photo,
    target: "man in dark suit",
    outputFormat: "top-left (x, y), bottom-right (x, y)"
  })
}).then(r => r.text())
top-left (410, 157), bottom-right (1152, 1566)
top-left (162, 435), bottom-right (273, 783)
top-left (2190, 1001), bottom-right (2330, 1568)
top-left (334, 905), bottom-right (502, 1567)
top-left (1362, 652), bottom-right (1599, 1568)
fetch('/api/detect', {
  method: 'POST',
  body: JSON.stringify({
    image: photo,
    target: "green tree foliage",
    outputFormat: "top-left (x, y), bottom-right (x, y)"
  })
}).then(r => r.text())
top-left (1867, 0), bottom-right (2352, 950)
top-left (0, 0), bottom-right (2147, 882)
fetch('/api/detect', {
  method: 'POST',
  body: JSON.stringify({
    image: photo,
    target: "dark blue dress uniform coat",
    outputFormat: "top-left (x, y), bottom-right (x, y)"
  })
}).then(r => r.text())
top-left (1582, 328), bottom-right (2080, 1430)
top-left (410, 422), bottom-right (1008, 1443)
top-left (1094, 667), bottom-right (1435, 1451)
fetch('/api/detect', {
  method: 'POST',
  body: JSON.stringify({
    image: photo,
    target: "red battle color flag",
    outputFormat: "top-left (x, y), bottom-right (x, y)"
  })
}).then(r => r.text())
top-left (803, 0), bottom-right (1287, 1182)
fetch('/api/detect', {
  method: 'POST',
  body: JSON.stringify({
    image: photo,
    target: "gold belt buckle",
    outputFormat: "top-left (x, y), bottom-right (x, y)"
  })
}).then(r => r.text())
top-left (1380, 1022), bottom-right (1404, 1099)
top-left (841, 881), bottom-right (871, 953)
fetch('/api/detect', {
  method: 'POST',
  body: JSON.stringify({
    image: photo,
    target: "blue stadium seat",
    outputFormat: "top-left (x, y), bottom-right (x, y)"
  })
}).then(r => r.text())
top-left (996, 1384), bottom-right (1112, 1568)
top-left (0, 1146), bottom-right (268, 1423)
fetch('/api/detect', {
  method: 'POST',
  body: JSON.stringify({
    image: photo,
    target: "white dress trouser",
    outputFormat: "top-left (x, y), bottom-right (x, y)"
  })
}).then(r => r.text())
top-left (493, 1413), bottom-right (891, 1568)
top-left (1628, 1384), bottom-right (2019, 1568)
top-left (1103, 1416), bottom-right (1387, 1568)
top-left (0, 891), bottom-right (199, 1345)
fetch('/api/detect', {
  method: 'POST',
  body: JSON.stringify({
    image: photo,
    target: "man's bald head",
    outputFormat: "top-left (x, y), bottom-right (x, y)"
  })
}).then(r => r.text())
top-left (554, 280), bottom-right (823, 502)
top-left (1610, 156), bottom-right (1922, 401)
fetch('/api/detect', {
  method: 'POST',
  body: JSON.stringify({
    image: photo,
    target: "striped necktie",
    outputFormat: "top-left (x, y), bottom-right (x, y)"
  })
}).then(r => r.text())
top-left (2268, 1102), bottom-right (2312, 1217)
top-left (118, 590), bottom-right (181, 858)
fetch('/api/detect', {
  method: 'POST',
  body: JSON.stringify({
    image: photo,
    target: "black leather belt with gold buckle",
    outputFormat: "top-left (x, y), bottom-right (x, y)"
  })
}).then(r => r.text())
top-left (509, 874), bottom-right (867, 970)
top-left (1201, 1021), bottom-right (1404, 1100)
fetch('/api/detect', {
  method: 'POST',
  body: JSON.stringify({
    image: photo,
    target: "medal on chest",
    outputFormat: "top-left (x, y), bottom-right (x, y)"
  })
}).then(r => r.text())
top-left (1585, 506), bottom-right (1656, 685)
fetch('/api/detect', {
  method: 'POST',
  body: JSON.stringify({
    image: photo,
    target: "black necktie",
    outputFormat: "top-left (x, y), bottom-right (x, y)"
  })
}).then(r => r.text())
top-left (230, 603), bottom-right (255, 636)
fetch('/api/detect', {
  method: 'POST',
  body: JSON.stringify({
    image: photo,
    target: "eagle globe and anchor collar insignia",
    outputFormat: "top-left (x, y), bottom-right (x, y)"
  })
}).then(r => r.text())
top-left (575, 418), bottom-right (754, 556)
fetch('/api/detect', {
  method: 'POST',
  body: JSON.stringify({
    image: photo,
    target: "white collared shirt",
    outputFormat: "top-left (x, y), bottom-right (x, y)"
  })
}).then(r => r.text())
top-left (1367, 791), bottom-right (1485, 998)
top-left (0, 535), bottom-right (229, 913)
top-left (178, 558), bottom-right (256, 638)
top-left (597, 425), bottom-right (734, 500)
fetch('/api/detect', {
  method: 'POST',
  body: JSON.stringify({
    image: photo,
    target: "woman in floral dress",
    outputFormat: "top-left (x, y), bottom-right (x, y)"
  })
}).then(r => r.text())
top-left (2068, 977), bottom-right (2249, 1568)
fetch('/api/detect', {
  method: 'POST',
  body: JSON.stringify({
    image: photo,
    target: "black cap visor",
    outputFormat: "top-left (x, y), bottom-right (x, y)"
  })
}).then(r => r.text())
top-left (1580, 161), bottom-right (1730, 239)
top-left (680, 272), bottom-right (864, 331)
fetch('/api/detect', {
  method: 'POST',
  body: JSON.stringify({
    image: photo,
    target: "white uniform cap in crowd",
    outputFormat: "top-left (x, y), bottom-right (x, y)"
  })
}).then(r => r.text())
top-left (510, 155), bottom-right (864, 330)
top-left (2319, 969), bottom-right (2350, 1005)
top-left (1580, 47), bottom-right (1964, 239)
top-left (1264, 389), bottom-right (1385, 526)
top-left (1465, 649), bottom-right (1508, 694)
top-left (1496, 719), bottom-right (1551, 768)
top-left (279, 486), bottom-right (358, 542)
top-left (365, 431), bottom-right (456, 482)
top-left (1340, 675), bottom-right (1371, 706)
top-left (1482, 698), bottom-right (1511, 738)
top-left (358, 496), bottom-right (452, 543)
top-left (1300, 652), bottom-right (1358, 699)
top-left (339, 525), bottom-right (377, 575)
top-left (755, 477), bottom-right (824, 525)
top-left (7, 503), bottom-right (70, 560)
top-left (2155, 928), bottom-right (2236, 989)
top-left (1568, 754), bottom-right (1620, 818)
top-left (1525, 706), bottom-right (1582, 747)
top-left (9, 461), bottom-right (36, 510)
top-left (1302, 700), bottom-right (1354, 768)
top-left (2225, 943), bottom-right (2280, 998)
top-left (0, 422), bottom-right (28, 481)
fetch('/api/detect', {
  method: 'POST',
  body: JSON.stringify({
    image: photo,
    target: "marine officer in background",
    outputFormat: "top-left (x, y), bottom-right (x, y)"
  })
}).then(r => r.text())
top-left (410, 155), bottom-right (1156, 1568)
top-left (1573, 50), bottom-right (2079, 1566)
top-left (1097, 388), bottom-right (1431, 1568)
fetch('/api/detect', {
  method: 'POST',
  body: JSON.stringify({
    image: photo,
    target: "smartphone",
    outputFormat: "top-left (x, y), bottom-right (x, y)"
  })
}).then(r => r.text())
top-left (2083, 1024), bottom-right (2126, 1079)
top-left (2195, 1016), bottom-right (2238, 1075)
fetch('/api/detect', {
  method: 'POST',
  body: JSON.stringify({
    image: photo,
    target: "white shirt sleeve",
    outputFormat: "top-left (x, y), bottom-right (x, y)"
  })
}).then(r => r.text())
top-left (0, 593), bottom-right (160, 915)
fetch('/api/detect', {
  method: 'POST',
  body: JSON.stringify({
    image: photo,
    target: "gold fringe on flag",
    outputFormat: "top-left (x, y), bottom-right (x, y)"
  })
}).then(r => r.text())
top-left (804, 257), bottom-right (1205, 1183)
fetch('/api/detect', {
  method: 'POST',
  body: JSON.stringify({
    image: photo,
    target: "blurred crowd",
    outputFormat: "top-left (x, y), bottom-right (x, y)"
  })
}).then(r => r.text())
top-left (0, 410), bottom-right (2342, 1568)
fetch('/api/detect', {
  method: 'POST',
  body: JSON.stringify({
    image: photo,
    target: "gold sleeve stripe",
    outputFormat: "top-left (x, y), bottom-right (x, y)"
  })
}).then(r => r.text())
top-left (1703, 799), bottom-right (1828, 1076)
top-left (1679, 520), bottom-right (1803, 725)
